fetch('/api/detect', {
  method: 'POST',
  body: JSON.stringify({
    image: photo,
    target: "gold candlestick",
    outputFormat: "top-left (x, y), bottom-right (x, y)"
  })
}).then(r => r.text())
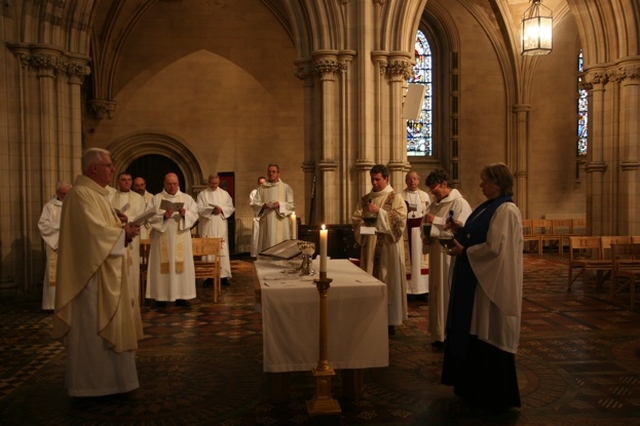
top-left (306, 271), bottom-right (341, 416)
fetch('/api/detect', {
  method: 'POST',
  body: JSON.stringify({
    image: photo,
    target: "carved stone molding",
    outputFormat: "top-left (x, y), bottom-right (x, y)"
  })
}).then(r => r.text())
top-left (620, 161), bottom-right (640, 171)
top-left (88, 99), bottom-right (117, 119)
top-left (302, 161), bottom-right (316, 173)
top-left (584, 161), bottom-right (607, 174)
top-left (314, 58), bottom-right (341, 76)
top-left (317, 160), bottom-right (338, 172)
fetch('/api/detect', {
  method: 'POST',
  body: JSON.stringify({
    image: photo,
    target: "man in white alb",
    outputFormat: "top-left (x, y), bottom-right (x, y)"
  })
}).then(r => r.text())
top-left (197, 173), bottom-right (235, 286)
top-left (249, 176), bottom-right (266, 257)
top-left (110, 172), bottom-right (147, 305)
top-left (133, 176), bottom-right (154, 240)
top-left (53, 148), bottom-right (142, 396)
top-left (401, 171), bottom-right (431, 301)
top-left (38, 181), bottom-right (72, 311)
top-left (251, 164), bottom-right (295, 253)
top-left (146, 173), bottom-right (198, 308)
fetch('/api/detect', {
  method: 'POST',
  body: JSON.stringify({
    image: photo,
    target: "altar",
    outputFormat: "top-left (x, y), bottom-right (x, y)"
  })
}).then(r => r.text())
top-left (255, 258), bottom-right (389, 371)
top-left (254, 258), bottom-right (389, 397)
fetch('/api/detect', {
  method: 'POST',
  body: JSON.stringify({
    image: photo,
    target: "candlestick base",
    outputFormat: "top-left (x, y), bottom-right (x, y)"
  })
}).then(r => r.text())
top-left (306, 365), bottom-right (341, 416)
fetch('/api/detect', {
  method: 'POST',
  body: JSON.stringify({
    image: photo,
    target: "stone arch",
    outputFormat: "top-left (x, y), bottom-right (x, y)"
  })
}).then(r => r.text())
top-left (107, 131), bottom-right (204, 192)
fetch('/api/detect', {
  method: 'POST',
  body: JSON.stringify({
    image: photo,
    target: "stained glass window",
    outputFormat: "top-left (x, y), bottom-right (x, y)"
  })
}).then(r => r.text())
top-left (407, 30), bottom-right (433, 157)
top-left (577, 50), bottom-right (588, 156)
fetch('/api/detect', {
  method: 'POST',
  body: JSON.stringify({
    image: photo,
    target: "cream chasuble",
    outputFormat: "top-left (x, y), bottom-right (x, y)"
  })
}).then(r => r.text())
top-left (53, 174), bottom-right (143, 396)
top-left (352, 185), bottom-right (408, 326)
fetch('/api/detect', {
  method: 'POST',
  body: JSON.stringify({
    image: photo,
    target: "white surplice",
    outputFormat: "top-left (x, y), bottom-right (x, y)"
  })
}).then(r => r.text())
top-left (249, 188), bottom-right (260, 257)
top-left (110, 190), bottom-right (146, 304)
top-left (196, 186), bottom-right (235, 278)
top-left (401, 188), bottom-right (431, 295)
top-left (425, 188), bottom-right (472, 342)
top-left (37, 196), bottom-right (62, 310)
top-left (146, 190), bottom-right (198, 301)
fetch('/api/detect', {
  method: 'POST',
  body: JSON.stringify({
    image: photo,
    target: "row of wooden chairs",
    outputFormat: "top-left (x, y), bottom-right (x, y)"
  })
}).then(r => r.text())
top-left (567, 236), bottom-right (640, 308)
top-left (523, 218), bottom-right (586, 255)
top-left (139, 237), bottom-right (222, 305)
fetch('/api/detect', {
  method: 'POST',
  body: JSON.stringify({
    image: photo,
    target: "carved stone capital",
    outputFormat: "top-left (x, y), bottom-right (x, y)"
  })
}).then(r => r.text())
top-left (618, 64), bottom-right (640, 82)
top-left (385, 59), bottom-right (413, 81)
top-left (64, 61), bottom-right (92, 84)
top-left (585, 71), bottom-right (608, 86)
top-left (30, 53), bottom-right (60, 77)
top-left (88, 99), bottom-right (117, 119)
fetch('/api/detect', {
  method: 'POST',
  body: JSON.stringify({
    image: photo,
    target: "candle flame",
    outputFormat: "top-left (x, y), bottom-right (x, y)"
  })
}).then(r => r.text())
top-left (321, 224), bottom-right (326, 230)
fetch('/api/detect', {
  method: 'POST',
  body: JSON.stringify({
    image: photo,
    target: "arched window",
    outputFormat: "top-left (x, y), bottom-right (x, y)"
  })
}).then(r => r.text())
top-left (407, 30), bottom-right (433, 157)
top-left (577, 50), bottom-right (588, 156)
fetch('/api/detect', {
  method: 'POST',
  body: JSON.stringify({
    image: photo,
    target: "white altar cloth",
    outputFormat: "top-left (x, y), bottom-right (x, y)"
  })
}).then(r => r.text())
top-left (254, 258), bottom-right (389, 373)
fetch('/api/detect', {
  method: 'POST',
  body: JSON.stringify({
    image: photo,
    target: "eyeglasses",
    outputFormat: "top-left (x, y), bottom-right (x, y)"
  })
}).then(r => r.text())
top-left (428, 183), bottom-right (441, 192)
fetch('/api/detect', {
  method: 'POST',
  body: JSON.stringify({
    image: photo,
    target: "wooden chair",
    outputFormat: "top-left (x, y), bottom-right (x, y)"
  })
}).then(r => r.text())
top-left (551, 219), bottom-right (573, 254)
top-left (533, 219), bottom-right (561, 254)
top-left (610, 243), bottom-right (640, 308)
top-left (139, 239), bottom-right (151, 306)
top-left (599, 236), bottom-right (633, 288)
top-left (522, 219), bottom-right (542, 255)
top-left (192, 237), bottom-right (222, 302)
top-left (567, 236), bottom-right (609, 291)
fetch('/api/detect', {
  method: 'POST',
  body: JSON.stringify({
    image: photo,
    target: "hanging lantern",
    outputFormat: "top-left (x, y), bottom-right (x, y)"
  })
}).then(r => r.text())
top-left (521, 0), bottom-right (553, 56)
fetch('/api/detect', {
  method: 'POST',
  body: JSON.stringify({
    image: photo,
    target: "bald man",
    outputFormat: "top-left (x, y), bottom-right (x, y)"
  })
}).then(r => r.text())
top-left (146, 173), bottom-right (198, 308)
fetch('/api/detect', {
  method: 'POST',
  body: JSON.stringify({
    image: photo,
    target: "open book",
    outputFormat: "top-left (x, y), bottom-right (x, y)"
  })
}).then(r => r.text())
top-left (160, 199), bottom-right (184, 211)
top-left (130, 207), bottom-right (158, 226)
top-left (259, 239), bottom-right (301, 260)
top-left (114, 203), bottom-right (130, 216)
top-left (200, 203), bottom-right (220, 216)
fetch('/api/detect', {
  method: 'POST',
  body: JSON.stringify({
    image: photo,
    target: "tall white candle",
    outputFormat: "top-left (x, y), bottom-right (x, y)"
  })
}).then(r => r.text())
top-left (320, 224), bottom-right (328, 273)
top-left (290, 213), bottom-right (297, 239)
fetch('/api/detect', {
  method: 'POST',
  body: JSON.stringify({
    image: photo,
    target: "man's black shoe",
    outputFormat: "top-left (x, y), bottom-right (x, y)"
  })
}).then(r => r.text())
top-left (388, 325), bottom-right (396, 336)
top-left (154, 301), bottom-right (167, 308)
top-left (221, 278), bottom-right (229, 286)
top-left (431, 341), bottom-right (445, 349)
top-left (175, 299), bottom-right (191, 308)
top-left (202, 279), bottom-right (213, 288)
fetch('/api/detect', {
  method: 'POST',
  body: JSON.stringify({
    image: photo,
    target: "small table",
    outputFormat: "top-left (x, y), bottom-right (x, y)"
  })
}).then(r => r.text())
top-left (254, 258), bottom-right (388, 398)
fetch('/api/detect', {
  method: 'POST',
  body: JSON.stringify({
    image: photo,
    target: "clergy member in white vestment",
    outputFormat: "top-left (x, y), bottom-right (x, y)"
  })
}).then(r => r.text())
top-left (53, 148), bottom-right (142, 397)
top-left (110, 172), bottom-right (147, 305)
top-left (249, 176), bottom-right (266, 257)
top-left (401, 171), bottom-right (431, 299)
top-left (38, 181), bottom-right (72, 310)
top-left (146, 173), bottom-right (198, 308)
top-left (423, 169), bottom-right (472, 349)
top-left (197, 173), bottom-right (235, 284)
top-left (352, 164), bottom-right (408, 336)
top-left (251, 164), bottom-right (295, 253)
top-left (133, 176), bottom-right (154, 240)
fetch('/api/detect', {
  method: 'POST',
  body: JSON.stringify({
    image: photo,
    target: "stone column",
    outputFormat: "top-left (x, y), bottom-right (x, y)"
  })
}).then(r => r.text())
top-left (616, 62), bottom-right (640, 235)
top-left (513, 104), bottom-right (530, 216)
top-left (64, 56), bottom-right (91, 180)
top-left (385, 54), bottom-right (412, 190)
top-left (584, 70), bottom-right (609, 236)
top-left (313, 50), bottom-right (340, 225)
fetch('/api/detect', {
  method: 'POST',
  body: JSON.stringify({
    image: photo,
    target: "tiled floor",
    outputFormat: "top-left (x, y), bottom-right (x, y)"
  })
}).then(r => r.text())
top-left (0, 254), bottom-right (639, 425)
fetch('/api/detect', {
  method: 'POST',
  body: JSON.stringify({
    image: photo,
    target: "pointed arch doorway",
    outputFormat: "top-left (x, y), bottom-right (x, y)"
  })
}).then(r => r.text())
top-left (127, 154), bottom-right (186, 195)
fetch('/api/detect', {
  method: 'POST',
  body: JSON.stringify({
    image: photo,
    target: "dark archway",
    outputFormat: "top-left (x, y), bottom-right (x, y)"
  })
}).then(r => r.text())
top-left (127, 155), bottom-right (186, 195)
